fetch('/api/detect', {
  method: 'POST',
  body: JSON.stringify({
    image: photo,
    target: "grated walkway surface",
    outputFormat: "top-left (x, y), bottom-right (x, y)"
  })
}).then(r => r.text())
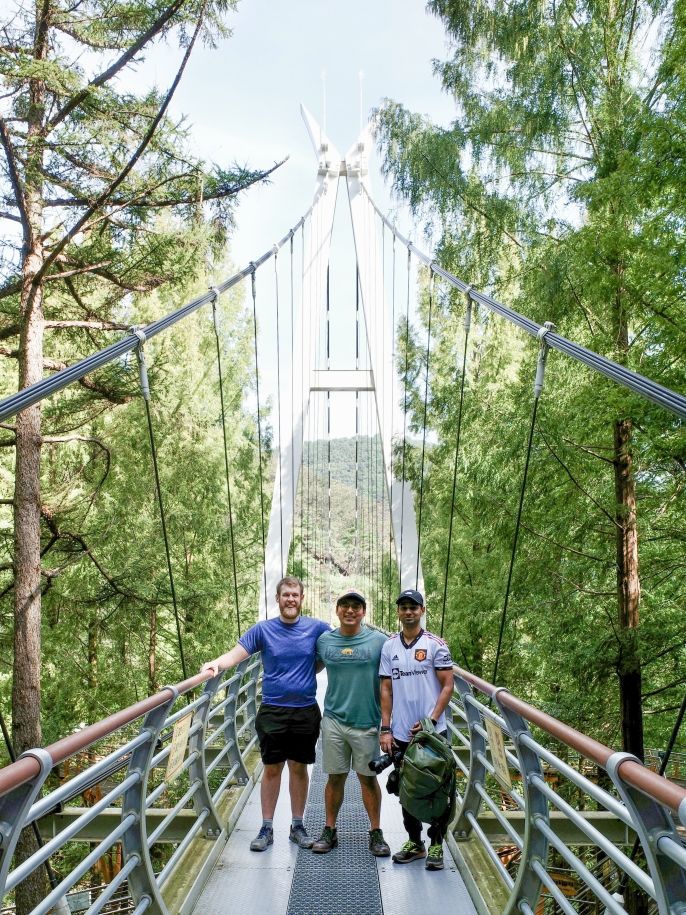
top-left (193, 672), bottom-right (479, 915)
top-left (287, 741), bottom-right (382, 915)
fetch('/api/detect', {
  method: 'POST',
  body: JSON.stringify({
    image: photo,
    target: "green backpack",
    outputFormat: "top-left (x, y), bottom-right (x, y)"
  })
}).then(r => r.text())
top-left (399, 717), bottom-right (457, 824)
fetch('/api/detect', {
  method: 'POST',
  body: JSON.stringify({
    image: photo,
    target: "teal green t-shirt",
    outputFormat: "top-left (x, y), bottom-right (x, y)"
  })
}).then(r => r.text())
top-left (316, 626), bottom-right (388, 729)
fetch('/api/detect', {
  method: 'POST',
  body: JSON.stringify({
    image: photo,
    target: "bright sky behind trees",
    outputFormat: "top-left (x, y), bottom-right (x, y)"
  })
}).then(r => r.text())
top-left (146, 0), bottom-right (454, 265)
top-left (134, 0), bottom-right (456, 436)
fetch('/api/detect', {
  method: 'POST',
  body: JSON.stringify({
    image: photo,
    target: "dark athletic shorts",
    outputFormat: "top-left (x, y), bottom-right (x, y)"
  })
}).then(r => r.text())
top-left (255, 703), bottom-right (321, 765)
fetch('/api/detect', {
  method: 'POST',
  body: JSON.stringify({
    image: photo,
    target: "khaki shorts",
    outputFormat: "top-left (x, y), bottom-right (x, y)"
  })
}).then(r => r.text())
top-left (321, 715), bottom-right (380, 775)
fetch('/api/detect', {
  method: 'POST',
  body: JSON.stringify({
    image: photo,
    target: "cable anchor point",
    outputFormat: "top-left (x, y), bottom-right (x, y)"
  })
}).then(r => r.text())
top-left (130, 326), bottom-right (150, 401)
top-left (209, 286), bottom-right (221, 331)
top-left (463, 286), bottom-right (473, 332)
top-left (534, 321), bottom-right (556, 399)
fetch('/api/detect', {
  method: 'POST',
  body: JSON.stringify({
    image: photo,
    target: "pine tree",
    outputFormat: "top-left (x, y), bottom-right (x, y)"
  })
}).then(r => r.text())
top-left (0, 3), bottom-right (278, 907)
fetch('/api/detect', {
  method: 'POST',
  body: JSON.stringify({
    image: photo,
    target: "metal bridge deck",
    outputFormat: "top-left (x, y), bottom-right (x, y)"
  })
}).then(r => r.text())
top-left (192, 677), bottom-right (478, 915)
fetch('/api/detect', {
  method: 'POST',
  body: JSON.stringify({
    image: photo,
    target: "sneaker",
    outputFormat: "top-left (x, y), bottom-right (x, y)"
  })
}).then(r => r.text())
top-left (311, 825), bottom-right (338, 853)
top-left (250, 825), bottom-right (273, 852)
top-left (289, 824), bottom-right (314, 849)
top-left (368, 828), bottom-right (391, 857)
top-left (426, 843), bottom-right (444, 870)
top-left (392, 840), bottom-right (426, 863)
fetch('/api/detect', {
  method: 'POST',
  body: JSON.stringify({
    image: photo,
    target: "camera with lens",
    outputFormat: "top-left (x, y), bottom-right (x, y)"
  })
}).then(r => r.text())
top-left (368, 749), bottom-right (403, 774)
top-left (369, 749), bottom-right (403, 796)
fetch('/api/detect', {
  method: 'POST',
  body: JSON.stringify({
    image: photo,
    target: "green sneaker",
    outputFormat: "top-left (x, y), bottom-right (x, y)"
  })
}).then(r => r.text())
top-left (426, 843), bottom-right (444, 870)
top-left (392, 840), bottom-right (426, 863)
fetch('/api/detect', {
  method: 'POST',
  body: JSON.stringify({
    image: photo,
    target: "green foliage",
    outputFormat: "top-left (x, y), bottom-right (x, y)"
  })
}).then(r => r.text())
top-left (374, 0), bottom-right (686, 751)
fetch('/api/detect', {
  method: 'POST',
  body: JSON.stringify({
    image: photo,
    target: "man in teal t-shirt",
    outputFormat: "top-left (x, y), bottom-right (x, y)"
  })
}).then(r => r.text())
top-left (312, 590), bottom-right (390, 857)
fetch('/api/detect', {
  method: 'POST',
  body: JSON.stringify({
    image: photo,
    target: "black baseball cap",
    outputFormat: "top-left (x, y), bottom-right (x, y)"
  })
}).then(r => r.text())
top-left (337, 589), bottom-right (366, 608)
top-left (395, 589), bottom-right (424, 606)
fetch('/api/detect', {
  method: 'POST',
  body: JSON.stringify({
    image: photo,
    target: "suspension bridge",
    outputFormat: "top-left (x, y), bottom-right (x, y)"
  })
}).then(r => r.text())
top-left (0, 109), bottom-right (685, 915)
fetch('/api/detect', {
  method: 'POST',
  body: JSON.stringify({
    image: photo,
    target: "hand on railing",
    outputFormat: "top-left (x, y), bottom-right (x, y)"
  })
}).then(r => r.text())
top-left (200, 660), bottom-right (220, 678)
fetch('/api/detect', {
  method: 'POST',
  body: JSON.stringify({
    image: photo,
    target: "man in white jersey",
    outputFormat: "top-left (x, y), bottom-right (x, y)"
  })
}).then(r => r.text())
top-left (379, 589), bottom-right (454, 870)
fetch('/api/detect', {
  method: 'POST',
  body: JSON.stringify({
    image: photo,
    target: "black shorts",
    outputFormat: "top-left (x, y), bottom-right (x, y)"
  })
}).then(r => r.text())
top-left (255, 703), bottom-right (321, 765)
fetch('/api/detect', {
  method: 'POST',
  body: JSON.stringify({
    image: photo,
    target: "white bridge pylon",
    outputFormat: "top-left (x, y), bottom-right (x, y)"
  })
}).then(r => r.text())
top-left (258, 106), bottom-right (424, 619)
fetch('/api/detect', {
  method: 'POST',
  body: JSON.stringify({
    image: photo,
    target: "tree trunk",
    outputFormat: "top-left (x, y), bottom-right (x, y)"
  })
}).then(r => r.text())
top-left (614, 416), bottom-right (643, 760)
top-left (12, 4), bottom-right (50, 908)
top-left (12, 167), bottom-right (49, 915)
top-left (612, 274), bottom-right (643, 761)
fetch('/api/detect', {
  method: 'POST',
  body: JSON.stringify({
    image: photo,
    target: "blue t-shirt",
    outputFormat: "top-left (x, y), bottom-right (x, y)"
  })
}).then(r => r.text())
top-left (239, 615), bottom-right (331, 707)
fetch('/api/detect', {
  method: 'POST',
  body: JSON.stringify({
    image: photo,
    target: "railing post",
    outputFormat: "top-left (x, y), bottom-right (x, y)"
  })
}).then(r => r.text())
top-left (0, 748), bottom-right (53, 900)
top-left (494, 688), bottom-right (549, 915)
top-left (242, 657), bottom-right (259, 740)
top-left (189, 675), bottom-right (224, 836)
top-left (453, 673), bottom-right (487, 839)
top-left (121, 689), bottom-right (178, 915)
top-left (222, 663), bottom-right (251, 787)
top-left (606, 751), bottom-right (686, 914)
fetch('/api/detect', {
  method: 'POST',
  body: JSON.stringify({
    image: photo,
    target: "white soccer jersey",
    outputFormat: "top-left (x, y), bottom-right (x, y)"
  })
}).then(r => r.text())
top-left (379, 630), bottom-right (453, 742)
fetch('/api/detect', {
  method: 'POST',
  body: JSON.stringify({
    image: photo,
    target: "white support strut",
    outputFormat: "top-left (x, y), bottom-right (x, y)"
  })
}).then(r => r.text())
top-left (345, 130), bottom-right (424, 594)
top-left (258, 106), bottom-right (340, 618)
top-left (258, 108), bottom-right (424, 619)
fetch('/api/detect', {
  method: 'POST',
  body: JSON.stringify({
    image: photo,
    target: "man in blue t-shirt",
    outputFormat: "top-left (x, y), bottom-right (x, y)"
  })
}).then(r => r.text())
top-left (201, 576), bottom-right (330, 852)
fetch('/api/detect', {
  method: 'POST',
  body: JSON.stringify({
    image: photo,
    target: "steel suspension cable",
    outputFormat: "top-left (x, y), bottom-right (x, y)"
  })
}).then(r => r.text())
top-left (274, 251), bottom-right (284, 576)
top-left (355, 265), bottom-right (361, 577)
top-left (210, 294), bottom-right (242, 637)
top-left (326, 265), bottom-right (332, 611)
top-left (298, 224), bottom-right (310, 572)
top-left (415, 270), bottom-right (435, 592)
top-left (0, 212), bottom-right (313, 426)
top-left (290, 232), bottom-right (296, 518)
top-left (400, 247), bottom-right (412, 568)
top-left (388, 231), bottom-right (397, 618)
top-left (249, 269), bottom-right (269, 618)
top-left (492, 325), bottom-right (554, 686)
top-left (440, 291), bottom-right (473, 640)
top-left (134, 335), bottom-right (187, 680)
top-left (362, 187), bottom-right (686, 422)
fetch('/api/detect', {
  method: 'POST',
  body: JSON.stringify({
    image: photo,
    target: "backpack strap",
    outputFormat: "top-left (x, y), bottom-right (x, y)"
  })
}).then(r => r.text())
top-left (420, 717), bottom-right (435, 734)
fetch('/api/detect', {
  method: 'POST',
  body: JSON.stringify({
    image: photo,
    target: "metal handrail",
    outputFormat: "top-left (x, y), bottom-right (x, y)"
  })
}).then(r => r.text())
top-left (451, 666), bottom-right (686, 914)
top-left (0, 658), bottom-right (263, 914)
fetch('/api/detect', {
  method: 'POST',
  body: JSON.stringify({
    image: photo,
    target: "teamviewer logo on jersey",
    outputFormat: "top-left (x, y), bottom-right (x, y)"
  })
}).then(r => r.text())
top-left (392, 668), bottom-right (400, 680)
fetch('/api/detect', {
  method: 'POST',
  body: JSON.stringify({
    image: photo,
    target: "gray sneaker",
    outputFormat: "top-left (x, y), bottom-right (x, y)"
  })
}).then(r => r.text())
top-left (289, 824), bottom-right (314, 848)
top-left (250, 825), bottom-right (274, 851)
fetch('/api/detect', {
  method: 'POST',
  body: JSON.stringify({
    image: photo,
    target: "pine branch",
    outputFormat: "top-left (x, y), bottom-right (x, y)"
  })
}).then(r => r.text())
top-left (44, 320), bottom-right (128, 330)
top-left (35, 5), bottom-right (206, 285)
top-left (47, 0), bottom-right (186, 132)
top-left (0, 118), bottom-right (31, 247)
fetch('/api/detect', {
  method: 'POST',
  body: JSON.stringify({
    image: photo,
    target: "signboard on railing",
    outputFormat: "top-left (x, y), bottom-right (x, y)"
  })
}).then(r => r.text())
top-left (485, 718), bottom-right (512, 790)
top-left (166, 712), bottom-right (193, 782)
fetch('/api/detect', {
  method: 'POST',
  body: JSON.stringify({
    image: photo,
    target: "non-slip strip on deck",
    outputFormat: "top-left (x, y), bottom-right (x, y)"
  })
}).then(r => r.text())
top-left (287, 740), bottom-right (383, 915)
